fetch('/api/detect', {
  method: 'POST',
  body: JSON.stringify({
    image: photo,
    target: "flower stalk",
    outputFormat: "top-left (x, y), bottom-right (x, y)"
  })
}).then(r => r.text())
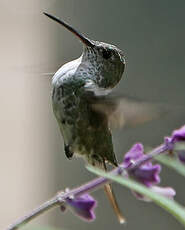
top-left (5, 141), bottom-right (172, 230)
top-left (6, 124), bottom-right (185, 230)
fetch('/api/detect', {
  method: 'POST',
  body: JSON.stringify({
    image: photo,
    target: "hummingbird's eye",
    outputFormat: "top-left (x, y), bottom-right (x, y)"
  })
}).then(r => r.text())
top-left (102, 49), bottom-right (112, 59)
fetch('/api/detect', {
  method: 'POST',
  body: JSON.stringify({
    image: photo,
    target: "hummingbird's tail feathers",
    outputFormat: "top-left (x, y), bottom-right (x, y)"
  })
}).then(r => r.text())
top-left (104, 184), bottom-right (126, 224)
top-left (101, 160), bottom-right (126, 224)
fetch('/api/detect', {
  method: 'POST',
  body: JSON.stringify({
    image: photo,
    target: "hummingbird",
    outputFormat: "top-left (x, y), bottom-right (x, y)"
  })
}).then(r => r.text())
top-left (44, 12), bottom-right (161, 223)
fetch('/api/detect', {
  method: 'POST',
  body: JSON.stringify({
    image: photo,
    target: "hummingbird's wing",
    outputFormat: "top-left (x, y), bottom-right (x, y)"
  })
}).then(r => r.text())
top-left (83, 81), bottom-right (166, 129)
top-left (91, 96), bottom-right (165, 129)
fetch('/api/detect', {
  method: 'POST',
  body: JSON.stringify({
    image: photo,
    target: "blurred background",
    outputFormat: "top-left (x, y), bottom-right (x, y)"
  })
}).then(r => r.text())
top-left (0, 0), bottom-right (185, 230)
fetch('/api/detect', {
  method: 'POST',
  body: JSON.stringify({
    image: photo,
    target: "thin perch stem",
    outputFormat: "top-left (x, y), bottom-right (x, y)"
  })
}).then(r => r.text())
top-left (6, 198), bottom-right (59, 230)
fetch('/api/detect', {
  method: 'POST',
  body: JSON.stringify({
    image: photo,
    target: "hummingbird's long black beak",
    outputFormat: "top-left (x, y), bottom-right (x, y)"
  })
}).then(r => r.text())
top-left (44, 12), bottom-right (94, 48)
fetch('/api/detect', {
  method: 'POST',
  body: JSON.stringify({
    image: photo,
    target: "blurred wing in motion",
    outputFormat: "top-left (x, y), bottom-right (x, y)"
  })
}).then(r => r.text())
top-left (84, 81), bottom-right (167, 129)
top-left (91, 96), bottom-right (166, 129)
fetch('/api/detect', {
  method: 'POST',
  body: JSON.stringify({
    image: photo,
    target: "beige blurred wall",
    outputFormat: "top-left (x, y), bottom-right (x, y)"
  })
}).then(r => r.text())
top-left (0, 1), bottom-right (59, 228)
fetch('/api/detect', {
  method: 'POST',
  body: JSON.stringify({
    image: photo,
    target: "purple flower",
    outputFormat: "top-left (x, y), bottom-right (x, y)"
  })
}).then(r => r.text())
top-left (150, 186), bottom-right (176, 199)
top-left (64, 194), bottom-right (97, 222)
top-left (170, 125), bottom-right (185, 142)
top-left (123, 143), bottom-right (176, 201)
top-left (123, 143), bottom-right (161, 187)
top-left (132, 186), bottom-right (176, 202)
top-left (123, 143), bottom-right (144, 168)
top-left (165, 125), bottom-right (185, 147)
top-left (165, 125), bottom-right (185, 163)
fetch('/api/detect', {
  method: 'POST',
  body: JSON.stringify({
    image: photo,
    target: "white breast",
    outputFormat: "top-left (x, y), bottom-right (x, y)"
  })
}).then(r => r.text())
top-left (52, 57), bottom-right (82, 87)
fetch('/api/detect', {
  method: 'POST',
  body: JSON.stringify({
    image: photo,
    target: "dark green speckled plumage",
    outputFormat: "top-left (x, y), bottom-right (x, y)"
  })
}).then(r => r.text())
top-left (52, 43), bottom-right (125, 166)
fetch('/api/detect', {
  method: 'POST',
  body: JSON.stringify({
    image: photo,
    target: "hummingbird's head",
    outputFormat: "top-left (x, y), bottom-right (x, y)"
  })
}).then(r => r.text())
top-left (82, 41), bottom-right (125, 88)
top-left (44, 12), bottom-right (125, 88)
